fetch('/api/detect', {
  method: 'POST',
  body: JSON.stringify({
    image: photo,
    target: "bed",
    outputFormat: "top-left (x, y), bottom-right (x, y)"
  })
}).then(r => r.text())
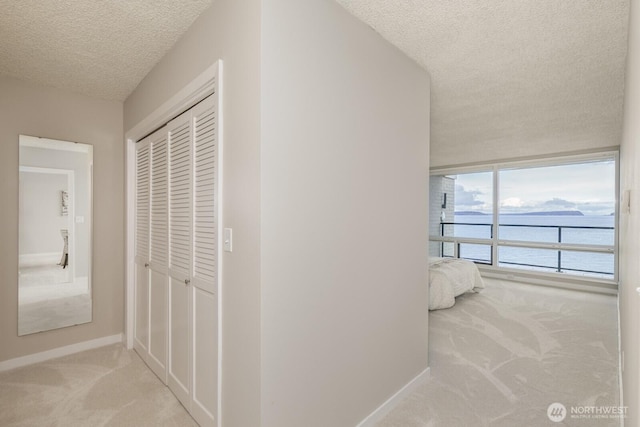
top-left (429, 257), bottom-right (485, 310)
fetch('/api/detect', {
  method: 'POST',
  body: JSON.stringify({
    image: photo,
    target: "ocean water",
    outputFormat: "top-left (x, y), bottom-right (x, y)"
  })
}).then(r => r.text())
top-left (437, 214), bottom-right (615, 278)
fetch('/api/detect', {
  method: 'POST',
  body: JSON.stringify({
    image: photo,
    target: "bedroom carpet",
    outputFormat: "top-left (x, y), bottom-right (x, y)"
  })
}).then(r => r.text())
top-left (0, 344), bottom-right (196, 427)
top-left (0, 279), bottom-right (619, 426)
top-left (378, 278), bottom-right (620, 427)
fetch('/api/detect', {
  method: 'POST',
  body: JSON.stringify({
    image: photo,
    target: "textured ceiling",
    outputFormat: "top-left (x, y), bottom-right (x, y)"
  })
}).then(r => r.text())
top-left (0, 0), bottom-right (212, 101)
top-left (0, 0), bottom-right (630, 157)
top-left (335, 0), bottom-right (630, 164)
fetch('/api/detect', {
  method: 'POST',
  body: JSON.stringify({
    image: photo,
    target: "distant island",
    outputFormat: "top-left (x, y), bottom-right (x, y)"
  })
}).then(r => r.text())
top-left (454, 211), bottom-right (488, 215)
top-left (455, 210), bottom-right (585, 216)
top-left (506, 210), bottom-right (584, 216)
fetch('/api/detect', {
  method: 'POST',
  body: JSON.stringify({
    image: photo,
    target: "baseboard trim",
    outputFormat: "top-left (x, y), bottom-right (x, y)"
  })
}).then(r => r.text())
top-left (356, 366), bottom-right (431, 427)
top-left (479, 268), bottom-right (618, 295)
top-left (19, 252), bottom-right (60, 267)
top-left (0, 333), bottom-right (123, 372)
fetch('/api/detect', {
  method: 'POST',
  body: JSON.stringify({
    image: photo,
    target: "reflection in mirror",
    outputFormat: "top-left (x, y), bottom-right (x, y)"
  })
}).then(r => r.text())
top-left (18, 135), bottom-right (93, 335)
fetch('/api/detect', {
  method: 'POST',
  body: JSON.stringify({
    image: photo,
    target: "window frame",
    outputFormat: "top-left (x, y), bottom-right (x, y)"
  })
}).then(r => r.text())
top-left (429, 150), bottom-right (620, 288)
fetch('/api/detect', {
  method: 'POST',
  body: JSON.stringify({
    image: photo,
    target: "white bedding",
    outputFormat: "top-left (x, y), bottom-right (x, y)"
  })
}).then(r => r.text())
top-left (429, 257), bottom-right (484, 310)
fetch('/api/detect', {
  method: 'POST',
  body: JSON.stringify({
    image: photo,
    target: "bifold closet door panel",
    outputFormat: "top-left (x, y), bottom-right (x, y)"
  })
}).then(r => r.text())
top-left (167, 110), bottom-right (193, 410)
top-left (134, 263), bottom-right (149, 356)
top-left (168, 276), bottom-right (191, 408)
top-left (148, 129), bottom-right (169, 382)
top-left (134, 139), bottom-right (150, 357)
top-left (148, 270), bottom-right (168, 381)
top-left (190, 95), bottom-right (220, 427)
top-left (192, 97), bottom-right (220, 295)
top-left (168, 112), bottom-right (192, 282)
top-left (191, 286), bottom-right (218, 427)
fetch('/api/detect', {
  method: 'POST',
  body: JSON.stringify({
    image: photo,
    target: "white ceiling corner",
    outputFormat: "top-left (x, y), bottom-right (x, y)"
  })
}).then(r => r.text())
top-left (0, 0), bottom-right (213, 101)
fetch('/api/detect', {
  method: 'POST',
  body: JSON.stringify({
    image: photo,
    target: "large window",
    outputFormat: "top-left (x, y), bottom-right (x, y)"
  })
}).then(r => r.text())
top-left (429, 153), bottom-right (617, 282)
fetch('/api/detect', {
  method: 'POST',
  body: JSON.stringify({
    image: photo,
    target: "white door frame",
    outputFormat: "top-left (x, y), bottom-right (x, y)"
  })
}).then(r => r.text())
top-left (125, 60), bottom-right (223, 426)
top-left (125, 60), bottom-right (222, 349)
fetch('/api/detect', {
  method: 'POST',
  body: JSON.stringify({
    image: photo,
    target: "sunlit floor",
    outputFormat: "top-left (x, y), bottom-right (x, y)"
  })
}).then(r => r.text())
top-left (379, 278), bottom-right (620, 427)
top-left (18, 264), bottom-right (91, 335)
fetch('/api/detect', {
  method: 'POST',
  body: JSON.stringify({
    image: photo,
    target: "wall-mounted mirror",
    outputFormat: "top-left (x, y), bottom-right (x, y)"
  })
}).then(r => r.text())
top-left (18, 135), bottom-right (93, 335)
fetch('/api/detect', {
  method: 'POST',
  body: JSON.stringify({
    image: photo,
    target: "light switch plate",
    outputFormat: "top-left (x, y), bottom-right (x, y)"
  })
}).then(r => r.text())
top-left (224, 228), bottom-right (232, 252)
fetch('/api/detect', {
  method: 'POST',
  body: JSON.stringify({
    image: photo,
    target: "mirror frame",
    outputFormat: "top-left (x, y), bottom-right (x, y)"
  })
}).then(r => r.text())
top-left (18, 135), bottom-right (94, 335)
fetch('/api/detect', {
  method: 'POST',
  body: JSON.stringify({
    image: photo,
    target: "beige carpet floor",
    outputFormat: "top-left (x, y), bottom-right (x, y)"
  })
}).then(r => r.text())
top-left (378, 278), bottom-right (621, 427)
top-left (19, 264), bottom-right (91, 335)
top-left (0, 344), bottom-right (196, 427)
top-left (0, 279), bottom-right (620, 427)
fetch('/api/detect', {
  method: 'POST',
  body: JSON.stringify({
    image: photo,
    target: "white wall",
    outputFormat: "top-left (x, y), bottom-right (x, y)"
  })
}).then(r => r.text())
top-left (0, 75), bottom-right (123, 362)
top-left (619, 0), bottom-right (640, 424)
top-left (19, 172), bottom-right (68, 257)
top-left (123, 1), bottom-right (262, 426)
top-left (261, 1), bottom-right (430, 425)
top-left (126, 3), bottom-right (429, 426)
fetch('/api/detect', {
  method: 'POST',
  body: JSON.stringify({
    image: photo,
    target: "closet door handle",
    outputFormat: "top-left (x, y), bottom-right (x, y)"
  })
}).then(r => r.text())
top-left (144, 262), bottom-right (149, 268)
top-left (185, 279), bottom-right (190, 286)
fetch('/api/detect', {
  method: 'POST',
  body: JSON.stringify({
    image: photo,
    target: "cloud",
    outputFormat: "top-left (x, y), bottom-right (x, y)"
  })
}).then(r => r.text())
top-left (501, 197), bottom-right (525, 208)
top-left (455, 185), bottom-right (485, 208)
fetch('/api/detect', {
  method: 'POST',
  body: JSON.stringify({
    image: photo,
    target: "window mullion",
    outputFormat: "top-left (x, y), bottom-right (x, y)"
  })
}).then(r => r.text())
top-left (492, 166), bottom-right (499, 268)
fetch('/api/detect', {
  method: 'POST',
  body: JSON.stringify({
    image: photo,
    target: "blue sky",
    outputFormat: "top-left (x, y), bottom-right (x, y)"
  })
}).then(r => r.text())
top-left (452, 160), bottom-right (616, 215)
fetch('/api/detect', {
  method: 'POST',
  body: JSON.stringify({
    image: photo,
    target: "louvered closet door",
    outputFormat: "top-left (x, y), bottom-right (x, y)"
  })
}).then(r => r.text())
top-left (148, 128), bottom-right (169, 383)
top-left (191, 96), bottom-right (219, 427)
top-left (134, 139), bottom-right (151, 358)
top-left (192, 95), bottom-right (219, 294)
top-left (167, 110), bottom-right (193, 410)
